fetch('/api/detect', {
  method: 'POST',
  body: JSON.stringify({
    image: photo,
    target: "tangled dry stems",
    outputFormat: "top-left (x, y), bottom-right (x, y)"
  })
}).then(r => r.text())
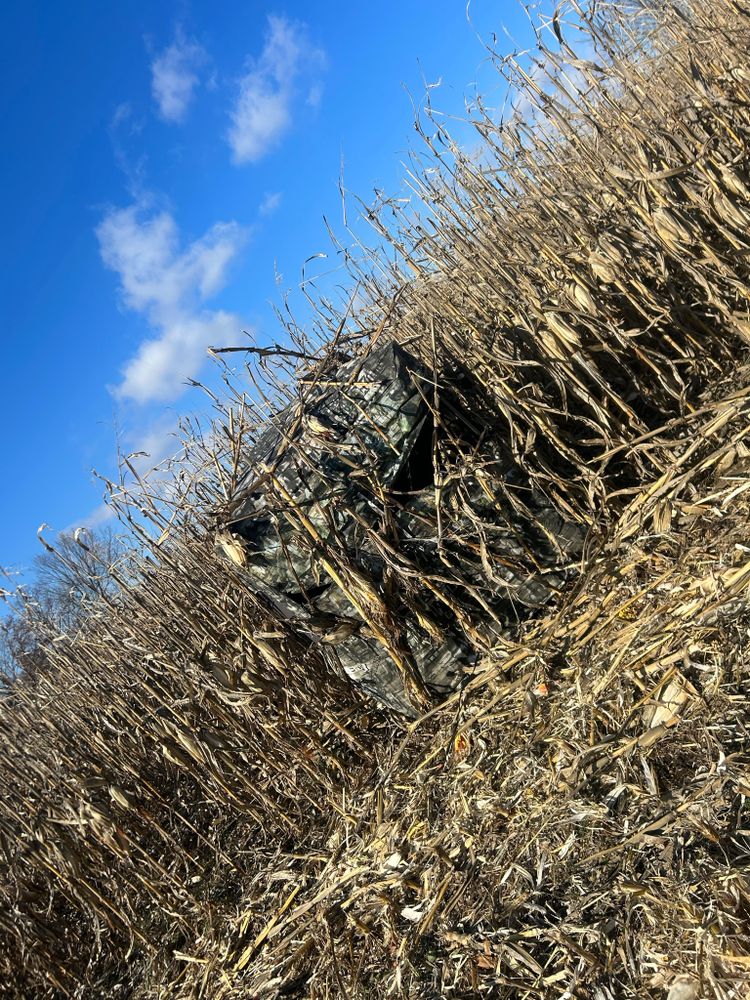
top-left (3, 2), bottom-right (750, 996)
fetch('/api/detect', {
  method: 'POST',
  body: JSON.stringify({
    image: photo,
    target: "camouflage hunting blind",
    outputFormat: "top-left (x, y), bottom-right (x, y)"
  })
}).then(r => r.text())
top-left (218, 341), bottom-right (583, 714)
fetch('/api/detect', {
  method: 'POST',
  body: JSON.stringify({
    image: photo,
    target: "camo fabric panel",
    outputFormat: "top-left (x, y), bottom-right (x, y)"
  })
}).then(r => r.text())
top-left (221, 341), bottom-right (583, 714)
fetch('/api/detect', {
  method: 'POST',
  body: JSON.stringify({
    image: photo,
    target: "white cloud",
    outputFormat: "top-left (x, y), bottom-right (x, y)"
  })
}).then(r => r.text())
top-left (118, 310), bottom-right (239, 404)
top-left (129, 420), bottom-right (179, 466)
top-left (228, 15), bottom-right (325, 164)
top-left (73, 503), bottom-right (116, 532)
top-left (151, 32), bottom-right (207, 123)
top-left (123, 417), bottom-right (186, 486)
top-left (259, 191), bottom-right (282, 217)
top-left (96, 202), bottom-right (247, 404)
top-left (306, 83), bottom-right (323, 110)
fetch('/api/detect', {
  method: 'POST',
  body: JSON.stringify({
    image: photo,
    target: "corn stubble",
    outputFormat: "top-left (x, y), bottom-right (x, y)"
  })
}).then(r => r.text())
top-left (4, 2), bottom-right (750, 997)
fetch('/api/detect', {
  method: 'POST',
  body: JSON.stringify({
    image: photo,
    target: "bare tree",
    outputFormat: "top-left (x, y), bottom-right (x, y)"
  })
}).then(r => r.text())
top-left (0, 526), bottom-right (130, 681)
top-left (0, 607), bottom-right (47, 683)
top-left (32, 525), bottom-right (125, 628)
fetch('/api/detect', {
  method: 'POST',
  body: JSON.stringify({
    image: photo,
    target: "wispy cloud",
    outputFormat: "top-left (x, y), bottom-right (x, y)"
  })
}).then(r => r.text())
top-left (72, 502), bottom-right (116, 532)
top-left (96, 202), bottom-right (247, 404)
top-left (129, 419), bottom-right (180, 467)
top-left (108, 103), bottom-right (148, 194)
top-left (306, 83), bottom-right (324, 110)
top-left (259, 191), bottom-right (282, 217)
top-left (151, 31), bottom-right (207, 123)
top-left (228, 15), bottom-right (325, 164)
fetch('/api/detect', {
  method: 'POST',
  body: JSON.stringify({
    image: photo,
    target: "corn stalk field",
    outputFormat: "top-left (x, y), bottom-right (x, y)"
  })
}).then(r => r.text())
top-left (3, 2), bottom-right (750, 996)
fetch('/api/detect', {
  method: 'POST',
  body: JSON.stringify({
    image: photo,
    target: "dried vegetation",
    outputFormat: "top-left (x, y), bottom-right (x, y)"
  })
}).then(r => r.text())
top-left (3, 1), bottom-right (750, 996)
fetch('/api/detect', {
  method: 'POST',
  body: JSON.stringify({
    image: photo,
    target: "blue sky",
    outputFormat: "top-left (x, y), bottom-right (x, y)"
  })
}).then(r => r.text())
top-left (0, 1), bottom-right (547, 574)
